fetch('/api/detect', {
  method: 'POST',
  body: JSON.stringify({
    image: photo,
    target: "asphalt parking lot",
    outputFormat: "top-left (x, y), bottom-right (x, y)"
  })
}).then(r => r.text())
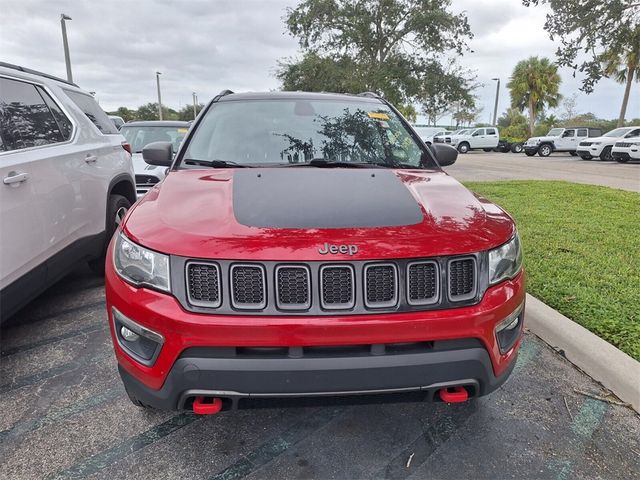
top-left (1, 267), bottom-right (639, 480)
top-left (445, 151), bottom-right (640, 192)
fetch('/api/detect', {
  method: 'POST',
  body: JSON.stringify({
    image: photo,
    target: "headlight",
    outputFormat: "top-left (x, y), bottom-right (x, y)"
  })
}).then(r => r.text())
top-left (113, 232), bottom-right (170, 292)
top-left (488, 233), bottom-right (523, 285)
top-left (591, 142), bottom-right (602, 145)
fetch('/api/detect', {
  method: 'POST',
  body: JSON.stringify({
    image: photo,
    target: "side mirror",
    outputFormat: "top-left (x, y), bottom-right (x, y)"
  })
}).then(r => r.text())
top-left (428, 143), bottom-right (458, 167)
top-left (142, 141), bottom-right (173, 166)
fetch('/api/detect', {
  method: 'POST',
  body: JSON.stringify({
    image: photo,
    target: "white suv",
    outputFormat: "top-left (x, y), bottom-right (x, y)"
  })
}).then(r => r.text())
top-left (523, 127), bottom-right (602, 157)
top-left (576, 126), bottom-right (640, 161)
top-left (449, 127), bottom-right (499, 153)
top-left (0, 63), bottom-right (136, 320)
top-left (612, 132), bottom-right (640, 163)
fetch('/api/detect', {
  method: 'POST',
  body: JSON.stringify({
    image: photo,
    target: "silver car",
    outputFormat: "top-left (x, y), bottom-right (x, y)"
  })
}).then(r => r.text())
top-left (119, 121), bottom-right (190, 196)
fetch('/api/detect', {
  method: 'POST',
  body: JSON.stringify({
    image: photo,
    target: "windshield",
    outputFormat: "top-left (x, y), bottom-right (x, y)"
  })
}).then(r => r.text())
top-left (604, 127), bottom-right (632, 137)
top-left (454, 129), bottom-right (469, 135)
top-left (547, 128), bottom-right (564, 136)
top-left (413, 126), bottom-right (442, 138)
top-left (120, 125), bottom-right (189, 153)
top-left (180, 99), bottom-right (434, 168)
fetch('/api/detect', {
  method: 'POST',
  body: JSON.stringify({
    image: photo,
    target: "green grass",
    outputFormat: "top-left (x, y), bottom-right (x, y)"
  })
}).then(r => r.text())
top-left (464, 180), bottom-right (640, 361)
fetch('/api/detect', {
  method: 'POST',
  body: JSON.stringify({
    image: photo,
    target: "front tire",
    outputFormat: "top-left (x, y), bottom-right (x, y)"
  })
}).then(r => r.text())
top-left (600, 146), bottom-right (613, 161)
top-left (525, 150), bottom-right (536, 157)
top-left (88, 194), bottom-right (131, 274)
top-left (538, 144), bottom-right (552, 157)
top-left (457, 142), bottom-right (470, 154)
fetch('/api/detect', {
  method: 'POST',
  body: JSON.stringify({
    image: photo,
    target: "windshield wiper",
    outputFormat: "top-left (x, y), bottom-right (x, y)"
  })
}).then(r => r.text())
top-left (284, 158), bottom-right (387, 168)
top-left (183, 158), bottom-right (251, 168)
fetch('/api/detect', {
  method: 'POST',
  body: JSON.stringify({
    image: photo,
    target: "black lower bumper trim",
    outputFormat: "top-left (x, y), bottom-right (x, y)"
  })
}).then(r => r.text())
top-left (119, 342), bottom-right (517, 411)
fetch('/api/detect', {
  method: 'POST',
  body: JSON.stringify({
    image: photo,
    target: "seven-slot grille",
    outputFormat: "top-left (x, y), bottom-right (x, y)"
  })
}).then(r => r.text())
top-left (578, 141), bottom-right (592, 147)
top-left (407, 261), bottom-right (439, 305)
top-left (186, 262), bottom-right (221, 307)
top-left (615, 142), bottom-right (632, 148)
top-left (364, 264), bottom-right (397, 307)
top-left (320, 265), bottom-right (355, 309)
top-left (448, 257), bottom-right (476, 300)
top-left (276, 266), bottom-right (311, 309)
top-left (184, 256), bottom-right (481, 312)
top-left (230, 265), bottom-right (266, 309)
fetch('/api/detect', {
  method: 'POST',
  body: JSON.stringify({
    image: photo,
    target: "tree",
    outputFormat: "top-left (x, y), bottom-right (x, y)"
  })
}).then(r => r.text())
top-left (600, 27), bottom-right (640, 126)
top-left (558, 93), bottom-right (579, 120)
top-left (108, 107), bottom-right (136, 123)
top-left (278, 0), bottom-right (472, 106)
top-left (134, 103), bottom-right (179, 121)
top-left (523, 0), bottom-right (638, 90)
top-left (177, 103), bottom-right (205, 121)
top-left (507, 57), bottom-right (562, 135)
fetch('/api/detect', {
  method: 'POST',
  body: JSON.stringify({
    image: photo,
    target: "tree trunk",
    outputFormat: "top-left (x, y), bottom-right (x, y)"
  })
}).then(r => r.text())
top-left (528, 98), bottom-right (536, 136)
top-left (618, 64), bottom-right (635, 127)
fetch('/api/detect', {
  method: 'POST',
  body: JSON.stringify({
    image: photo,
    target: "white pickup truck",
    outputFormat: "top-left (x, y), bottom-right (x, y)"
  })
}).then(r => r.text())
top-left (448, 127), bottom-right (500, 153)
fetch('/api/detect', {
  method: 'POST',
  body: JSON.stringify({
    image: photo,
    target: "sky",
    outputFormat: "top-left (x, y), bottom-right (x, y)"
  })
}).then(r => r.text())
top-left (1, 0), bottom-right (638, 125)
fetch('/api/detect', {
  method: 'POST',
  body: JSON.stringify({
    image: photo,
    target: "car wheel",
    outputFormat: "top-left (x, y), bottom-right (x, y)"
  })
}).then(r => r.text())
top-left (524, 150), bottom-right (536, 156)
top-left (483, 148), bottom-right (493, 152)
top-left (457, 142), bottom-right (469, 154)
top-left (538, 144), bottom-right (552, 157)
top-left (600, 146), bottom-right (613, 161)
top-left (89, 194), bottom-right (132, 274)
top-left (569, 151), bottom-right (577, 156)
top-left (579, 154), bottom-right (592, 160)
top-left (511, 143), bottom-right (523, 153)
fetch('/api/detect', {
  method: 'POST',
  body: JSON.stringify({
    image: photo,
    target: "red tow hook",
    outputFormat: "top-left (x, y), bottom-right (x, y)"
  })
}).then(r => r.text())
top-left (439, 386), bottom-right (469, 403)
top-left (192, 396), bottom-right (223, 415)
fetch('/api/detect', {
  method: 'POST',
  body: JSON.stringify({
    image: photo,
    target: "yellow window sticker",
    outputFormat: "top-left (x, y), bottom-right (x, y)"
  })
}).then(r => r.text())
top-left (367, 111), bottom-right (389, 120)
top-left (177, 128), bottom-right (188, 133)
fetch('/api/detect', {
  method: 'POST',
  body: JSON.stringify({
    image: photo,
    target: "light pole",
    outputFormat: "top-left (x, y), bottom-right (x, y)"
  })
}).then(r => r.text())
top-left (60, 14), bottom-right (73, 83)
top-left (156, 72), bottom-right (163, 120)
top-left (192, 92), bottom-right (197, 120)
top-left (491, 78), bottom-right (500, 126)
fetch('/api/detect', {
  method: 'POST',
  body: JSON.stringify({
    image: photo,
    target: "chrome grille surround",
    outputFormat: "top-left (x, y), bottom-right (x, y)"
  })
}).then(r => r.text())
top-left (185, 261), bottom-right (222, 308)
top-left (448, 256), bottom-right (477, 302)
top-left (363, 263), bottom-right (398, 308)
top-left (320, 265), bottom-right (355, 310)
top-left (406, 260), bottom-right (439, 305)
top-left (230, 264), bottom-right (267, 310)
top-left (275, 265), bottom-right (311, 310)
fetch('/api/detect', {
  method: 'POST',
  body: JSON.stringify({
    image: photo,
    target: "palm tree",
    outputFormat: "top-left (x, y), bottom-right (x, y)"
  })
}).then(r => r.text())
top-left (507, 57), bottom-right (562, 136)
top-left (601, 27), bottom-right (640, 127)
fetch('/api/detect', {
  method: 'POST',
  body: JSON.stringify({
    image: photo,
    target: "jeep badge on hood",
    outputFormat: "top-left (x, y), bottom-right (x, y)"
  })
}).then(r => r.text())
top-left (318, 243), bottom-right (359, 255)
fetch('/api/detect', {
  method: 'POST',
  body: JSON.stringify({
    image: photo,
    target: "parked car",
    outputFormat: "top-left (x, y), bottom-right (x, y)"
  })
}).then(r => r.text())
top-left (612, 131), bottom-right (640, 163)
top-left (109, 115), bottom-right (125, 130)
top-left (523, 127), bottom-right (602, 157)
top-left (436, 129), bottom-right (469, 144)
top-left (575, 126), bottom-right (640, 161)
top-left (449, 127), bottom-right (500, 153)
top-left (119, 121), bottom-right (190, 196)
top-left (0, 62), bottom-right (136, 321)
top-left (105, 90), bottom-right (525, 412)
top-left (412, 126), bottom-right (448, 145)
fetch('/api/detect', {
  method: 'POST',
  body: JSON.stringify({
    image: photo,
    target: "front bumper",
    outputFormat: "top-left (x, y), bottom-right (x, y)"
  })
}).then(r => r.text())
top-left (612, 148), bottom-right (640, 160)
top-left (523, 145), bottom-right (539, 154)
top-left (576, 146), bottom-right (604, 157)
top-left (106, 249), bottom-right (526, 410)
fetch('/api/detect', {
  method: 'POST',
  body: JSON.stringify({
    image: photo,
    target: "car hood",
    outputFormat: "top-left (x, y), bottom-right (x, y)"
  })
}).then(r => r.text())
top-left (586, 135), bottom-right (617, 143)
top-left (527, 136), bottom-right (556, 143)
top-left (123, 168), bottom-right (514, 260)
top-left (131, 153), bottom-right (166, 178)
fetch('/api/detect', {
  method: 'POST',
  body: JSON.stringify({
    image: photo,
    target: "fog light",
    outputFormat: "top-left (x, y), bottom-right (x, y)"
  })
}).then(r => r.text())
top-left (495, 303), bottom-right (524, 354)
top-left (120, 326), bottom-right (139, 342)
top-left (112, 307), bottom-right (164, 366)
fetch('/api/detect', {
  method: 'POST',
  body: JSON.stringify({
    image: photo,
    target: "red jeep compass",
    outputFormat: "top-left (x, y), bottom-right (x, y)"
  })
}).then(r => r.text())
top-left (105, 91), bottom-right (525, 413)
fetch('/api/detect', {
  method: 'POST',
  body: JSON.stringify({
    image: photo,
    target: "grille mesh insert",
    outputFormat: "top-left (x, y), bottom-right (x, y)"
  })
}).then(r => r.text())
top-left (231, 265), bottom-right (265, 308)
top-left (408, 262), bottom-right (438, 304)
top-left (321, 267), bottom-right (354, 308)
top-left (365, 264), bottom-right (396, 306)
top-left (187, 263), bottom-right (220, 306)
top-left (277, 267), bottom-right (310, 308)
top-left (449, 258), bottom-right (475, 299)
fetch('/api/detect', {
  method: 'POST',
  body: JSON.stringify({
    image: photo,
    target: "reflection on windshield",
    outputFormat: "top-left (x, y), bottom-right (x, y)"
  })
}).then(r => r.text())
top-left (182, 99), bottom-right (433, 169)
top-left (604, 128), bottom-right (631, 138)
top-left (121, 126), bottom-right (188, 153)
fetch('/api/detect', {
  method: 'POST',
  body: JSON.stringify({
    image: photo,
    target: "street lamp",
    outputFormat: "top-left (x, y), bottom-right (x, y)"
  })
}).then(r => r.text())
top-left (156, 72), bottom-right (163, 120)
top-left (192, 92), bottom-right (198, 120)
top-left (491, 78), bottom-right (500, 126)
top-left (60, 14), bottom-right (73, 83)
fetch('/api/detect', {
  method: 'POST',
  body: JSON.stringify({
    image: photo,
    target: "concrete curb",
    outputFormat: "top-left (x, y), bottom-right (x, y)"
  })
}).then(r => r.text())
top-left (525, 293), bottom-right (640, 413)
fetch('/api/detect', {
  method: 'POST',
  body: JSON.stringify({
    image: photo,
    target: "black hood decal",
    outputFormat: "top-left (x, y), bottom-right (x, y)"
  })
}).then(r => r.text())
top-left (232, 169), bottom-right (424, 229)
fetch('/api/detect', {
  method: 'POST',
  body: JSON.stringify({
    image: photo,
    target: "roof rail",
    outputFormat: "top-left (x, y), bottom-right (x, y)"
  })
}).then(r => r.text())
top-left (0, 61), bottom-right (79, 87)
top-left (218, 89), bottom-right (234, 96)
top-left (358, 91), bottom-right (380, 98)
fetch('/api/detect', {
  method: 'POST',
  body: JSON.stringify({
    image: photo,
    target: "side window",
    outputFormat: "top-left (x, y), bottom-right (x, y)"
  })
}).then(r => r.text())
top-left (64, 90), bottom-right (118, 134)
top-left (0, 77), bottom-right (68, 151)
top-left (577, 129), bottom-right (588, 137)
top-left (486, 128), bottom-right (497, 135)
top-left (563, 129), bottom-right (575, 137)
top-left (472, 129), bottom-right (483, 136)
top-left (626, 128), bottom-right (640, 138)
